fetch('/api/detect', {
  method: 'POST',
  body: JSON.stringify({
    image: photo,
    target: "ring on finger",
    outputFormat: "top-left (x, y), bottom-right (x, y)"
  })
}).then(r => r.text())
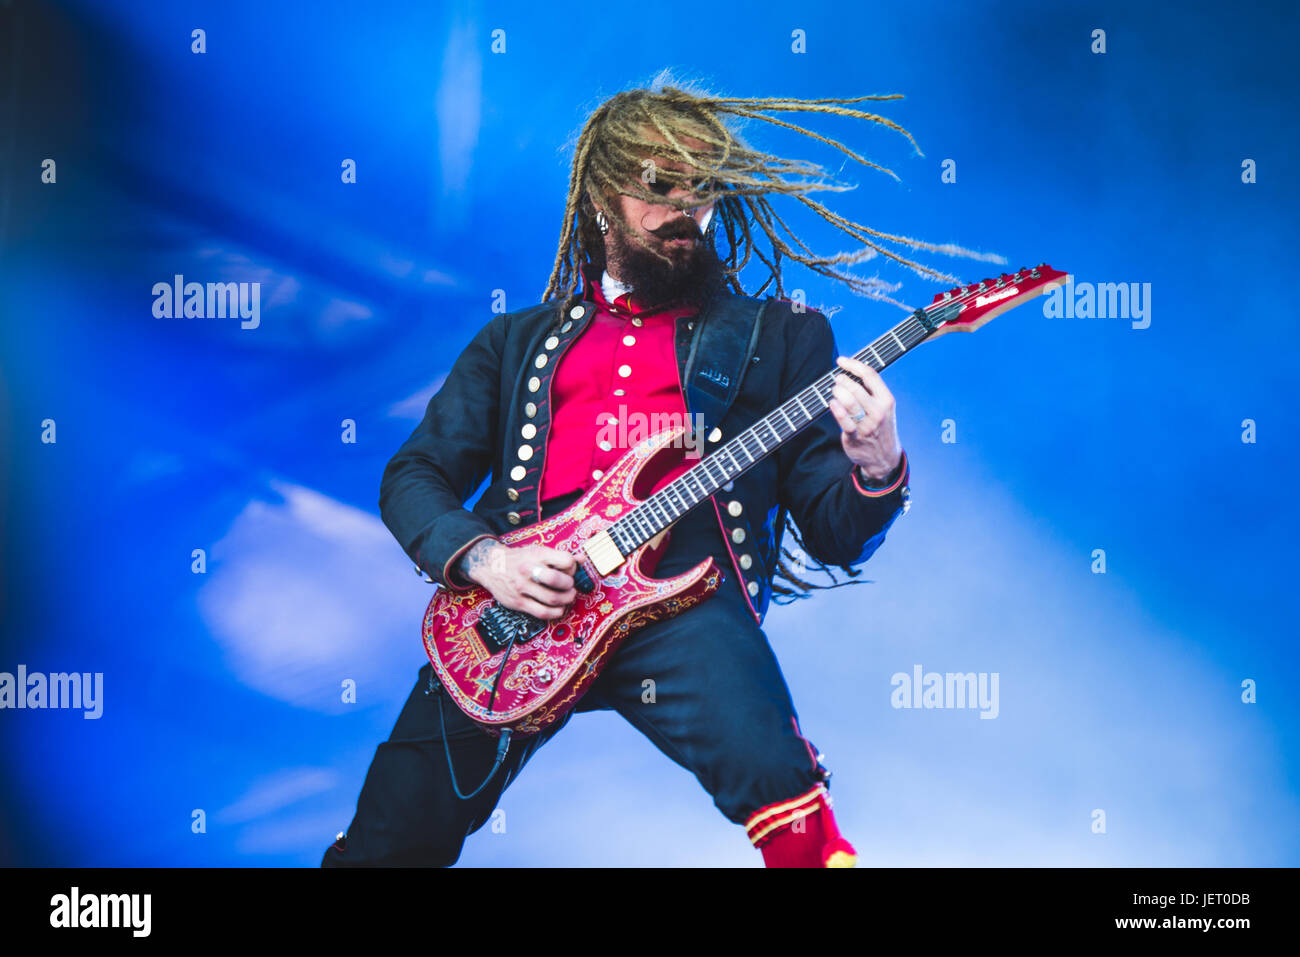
top-left (530, 564), bottom-right (545, 583)
top-left (850, 407), bottom-right (867, 423)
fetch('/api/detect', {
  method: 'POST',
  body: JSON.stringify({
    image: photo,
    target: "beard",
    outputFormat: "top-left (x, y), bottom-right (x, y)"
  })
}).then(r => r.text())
top-left (605, 219), bottom-right (725, 308)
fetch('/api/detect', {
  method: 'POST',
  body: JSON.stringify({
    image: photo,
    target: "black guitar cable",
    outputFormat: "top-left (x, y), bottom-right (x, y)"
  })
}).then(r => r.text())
top-left (426, 641), bottom-right (516, 801)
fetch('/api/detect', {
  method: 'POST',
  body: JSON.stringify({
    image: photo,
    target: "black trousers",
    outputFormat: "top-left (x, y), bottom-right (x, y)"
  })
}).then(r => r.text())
top-left (322, 499), bottom-right (828, 867)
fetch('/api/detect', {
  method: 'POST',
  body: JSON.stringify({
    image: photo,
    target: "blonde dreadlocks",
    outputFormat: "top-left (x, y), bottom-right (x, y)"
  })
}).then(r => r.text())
top-left (544, 74), bottom-right (1001, 605)
top-left (544, 74), bottom-right (1002, 315)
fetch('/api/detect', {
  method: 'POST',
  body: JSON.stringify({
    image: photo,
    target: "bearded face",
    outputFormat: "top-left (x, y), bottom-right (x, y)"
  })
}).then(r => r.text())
top-left (602, 207), bottom-right (725, 308)
top-left (587, 129), bottom-right (726, 309)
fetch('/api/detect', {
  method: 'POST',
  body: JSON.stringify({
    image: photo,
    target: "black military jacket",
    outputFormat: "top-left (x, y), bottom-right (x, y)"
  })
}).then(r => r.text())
top-left (380, 281), bottom-right (911, 625)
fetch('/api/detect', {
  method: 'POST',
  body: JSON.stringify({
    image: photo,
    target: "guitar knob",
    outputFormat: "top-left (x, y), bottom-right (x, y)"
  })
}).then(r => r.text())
top-left (535, 668), bottom-right (553, 685)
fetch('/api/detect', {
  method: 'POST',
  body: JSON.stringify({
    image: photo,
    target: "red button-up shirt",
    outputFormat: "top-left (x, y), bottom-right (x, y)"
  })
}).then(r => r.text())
top-left (539, 268), bottom-right (701, 503)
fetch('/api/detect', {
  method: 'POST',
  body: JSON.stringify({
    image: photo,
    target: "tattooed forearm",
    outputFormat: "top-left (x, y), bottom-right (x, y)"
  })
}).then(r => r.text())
top-left (456, 537), bottom-right (501, 586)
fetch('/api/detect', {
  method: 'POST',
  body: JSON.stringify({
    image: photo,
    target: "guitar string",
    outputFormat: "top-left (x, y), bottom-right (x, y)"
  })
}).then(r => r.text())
top-left (613, 322), bottom-right (921, 545)
top-left (615, 300), bottom-right (960, 544)
top-left (482, 273), bottom-right (1054, 665)
top-left (619, 284), bottom-right (984, 537)
top-left (607, 270), bottom-right (1055, 549)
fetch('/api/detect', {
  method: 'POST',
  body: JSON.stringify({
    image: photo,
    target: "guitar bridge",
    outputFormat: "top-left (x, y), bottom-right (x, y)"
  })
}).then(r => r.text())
top-left (475, 603), bottom-right (544, 655)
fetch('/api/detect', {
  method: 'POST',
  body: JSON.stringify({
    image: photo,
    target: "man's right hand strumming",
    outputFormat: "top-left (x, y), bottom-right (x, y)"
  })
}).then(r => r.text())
top-left (456, 538), bottom-right (578, 620)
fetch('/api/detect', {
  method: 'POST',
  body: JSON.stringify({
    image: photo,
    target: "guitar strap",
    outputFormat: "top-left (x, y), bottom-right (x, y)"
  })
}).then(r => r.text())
top-left (681, 294), bottom-right (789, 587)
top-left (681, 291), bottom-right (768, 461)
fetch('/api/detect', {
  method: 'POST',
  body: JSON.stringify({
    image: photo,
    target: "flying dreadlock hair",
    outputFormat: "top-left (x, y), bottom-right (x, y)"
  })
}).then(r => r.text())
top-left (543, 73), bottom-right (1003, 605)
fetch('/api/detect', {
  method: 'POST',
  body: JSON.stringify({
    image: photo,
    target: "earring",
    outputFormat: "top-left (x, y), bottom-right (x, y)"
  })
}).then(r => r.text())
top-left (596, 210), bottom-right (609, 235)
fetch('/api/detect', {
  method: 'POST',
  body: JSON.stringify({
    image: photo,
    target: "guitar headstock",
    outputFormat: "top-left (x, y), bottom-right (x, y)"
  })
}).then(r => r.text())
top-left (923, 264), bottom-right (1070, 337)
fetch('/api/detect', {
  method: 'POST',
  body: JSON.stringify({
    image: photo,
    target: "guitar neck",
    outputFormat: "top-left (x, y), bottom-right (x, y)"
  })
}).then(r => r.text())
top-left (604, 304), bottom-right (942, 557)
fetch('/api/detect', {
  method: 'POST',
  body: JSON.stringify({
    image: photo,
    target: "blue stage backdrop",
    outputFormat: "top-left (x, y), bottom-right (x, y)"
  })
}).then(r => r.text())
top-left (1, 0), bottom-right (1297, 866)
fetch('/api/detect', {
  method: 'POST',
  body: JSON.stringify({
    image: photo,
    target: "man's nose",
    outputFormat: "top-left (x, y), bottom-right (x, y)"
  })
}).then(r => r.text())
top-left (643, 203), bottom-right (696, 231)
top-left (651, 195), bottom-right (710, 226)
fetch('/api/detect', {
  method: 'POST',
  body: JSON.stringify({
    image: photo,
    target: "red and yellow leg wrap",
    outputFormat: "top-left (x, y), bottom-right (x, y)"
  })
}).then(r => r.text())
top-left (745, 784), bottom-right (858, 868)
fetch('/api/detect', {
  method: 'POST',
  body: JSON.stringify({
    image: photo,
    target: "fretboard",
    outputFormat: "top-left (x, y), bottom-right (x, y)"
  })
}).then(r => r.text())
top-left (604, 302), bottom-right (946, 557)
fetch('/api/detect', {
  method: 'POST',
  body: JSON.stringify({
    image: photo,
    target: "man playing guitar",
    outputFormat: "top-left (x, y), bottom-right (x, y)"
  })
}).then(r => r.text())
top-left (321, 79), bottom-right (977, 867)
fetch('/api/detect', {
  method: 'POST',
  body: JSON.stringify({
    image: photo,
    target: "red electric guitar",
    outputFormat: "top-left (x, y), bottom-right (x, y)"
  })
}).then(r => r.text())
top-left (422, 265), bottom-right (1070, 737)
